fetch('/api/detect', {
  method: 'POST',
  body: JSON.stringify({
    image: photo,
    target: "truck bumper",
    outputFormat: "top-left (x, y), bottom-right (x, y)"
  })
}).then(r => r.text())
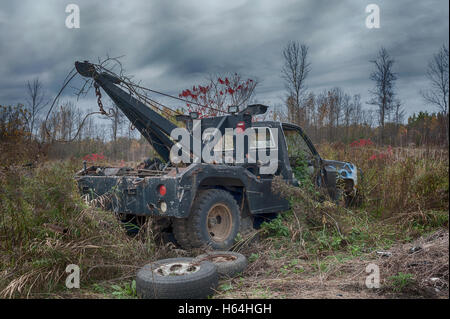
top-left (76, 175), bottom-right (184, 217)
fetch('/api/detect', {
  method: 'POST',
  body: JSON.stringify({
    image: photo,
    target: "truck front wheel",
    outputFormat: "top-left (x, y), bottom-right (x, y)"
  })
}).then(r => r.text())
top-left (173, 189), bottom-right (241, 250)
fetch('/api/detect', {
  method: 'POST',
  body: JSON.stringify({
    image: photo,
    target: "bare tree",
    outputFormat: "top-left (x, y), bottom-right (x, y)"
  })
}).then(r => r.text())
top-left (368, 47), bottom-right (398, 143)
top-left (286, 95), bottom-right (297, 123)
top-left (109, 103), bottom-right (125, 142)
top-left (351, 94), bottom-right (362, 126)
top-left (331, 87), bottom-right (343, 128)
top-left (393, 100), bottom-right (405, 126)
top-left (421, 44), bottom-right (449, 145)
top-left (282, 41), bottom-right (311, 125)
top-left (341, 92), bottom-right (353, 140)
top-left (25, 78), bottom-right (48, 139)
top-left (108, 103), bottom-right (125, 158)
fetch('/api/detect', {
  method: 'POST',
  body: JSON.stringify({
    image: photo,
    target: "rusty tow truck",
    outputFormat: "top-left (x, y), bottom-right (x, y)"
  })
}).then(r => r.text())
top-left (74, 61), bottom-right (359, 250)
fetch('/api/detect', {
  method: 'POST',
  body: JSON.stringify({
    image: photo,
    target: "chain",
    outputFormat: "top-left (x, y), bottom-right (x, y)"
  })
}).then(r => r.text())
top-left (94, 82), bottom-right (107, 115)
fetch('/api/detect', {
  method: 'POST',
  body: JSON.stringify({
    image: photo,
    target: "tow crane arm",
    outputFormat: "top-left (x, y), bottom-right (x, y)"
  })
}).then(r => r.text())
top-left (75, 61), bottom-right (178, 162)
top-left (75, 60), bottom-right (270, 164)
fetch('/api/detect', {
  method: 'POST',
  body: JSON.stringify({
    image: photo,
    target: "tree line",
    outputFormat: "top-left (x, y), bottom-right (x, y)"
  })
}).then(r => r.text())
top-left (1, 42), bottom-right (448, 165)
top-left (278, 42), bottom-right (448, 147)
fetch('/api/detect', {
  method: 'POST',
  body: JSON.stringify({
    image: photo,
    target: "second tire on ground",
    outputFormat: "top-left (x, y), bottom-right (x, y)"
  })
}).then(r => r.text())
top-left (195, 251), bottom-right (248, 278)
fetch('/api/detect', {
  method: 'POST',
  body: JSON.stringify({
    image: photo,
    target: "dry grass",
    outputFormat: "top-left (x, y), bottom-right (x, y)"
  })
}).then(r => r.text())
top-left (213, 144), bottom-right (449, 299)
top-left (379, 229), bottom-right (448, 296)
top-left (0, 161), bottom-right (183, 298)
top-left (0, 143), bottom-right (448, 299)
top-left (214, 229), bottom-right (449, 299)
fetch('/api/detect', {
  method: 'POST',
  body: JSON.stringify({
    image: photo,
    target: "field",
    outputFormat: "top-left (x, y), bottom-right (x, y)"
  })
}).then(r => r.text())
top-left (0, 143), bottom-right (448, 299)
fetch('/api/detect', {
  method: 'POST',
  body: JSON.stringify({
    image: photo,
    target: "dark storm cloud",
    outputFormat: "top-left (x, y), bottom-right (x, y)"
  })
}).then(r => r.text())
top-left (0, 0), bottom-right (448, 117)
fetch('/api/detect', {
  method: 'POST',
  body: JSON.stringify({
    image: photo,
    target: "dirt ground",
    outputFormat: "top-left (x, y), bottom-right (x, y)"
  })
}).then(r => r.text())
top-left (213, 229), bottom-right (449, 299)
top-left (50, 228), bottom-right (448, 299)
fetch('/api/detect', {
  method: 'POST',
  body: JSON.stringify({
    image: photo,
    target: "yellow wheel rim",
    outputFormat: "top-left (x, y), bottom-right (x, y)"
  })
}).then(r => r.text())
top-left (206, 203), bottom-right (233, 243)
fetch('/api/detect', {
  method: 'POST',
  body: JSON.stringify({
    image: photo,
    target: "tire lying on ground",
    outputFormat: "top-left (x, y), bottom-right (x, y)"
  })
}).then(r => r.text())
top-left (136, 257), bottom-right (218, 299)
top-left (194, 251), bottom-right (247, 278)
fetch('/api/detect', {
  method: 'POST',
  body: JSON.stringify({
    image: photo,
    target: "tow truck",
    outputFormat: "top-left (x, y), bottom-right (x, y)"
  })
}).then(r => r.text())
top-left (74, 60), bottom-right (359, 250)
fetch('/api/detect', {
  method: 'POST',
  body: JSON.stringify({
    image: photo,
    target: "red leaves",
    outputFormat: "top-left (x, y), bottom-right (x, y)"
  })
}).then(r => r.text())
top-left (350, 138), bottom-right (373, 147)
top-left (83, 153), bottom-right (105, 162)
top-left (349, 139), bottom-right (393, 161)
top-left (179, 89), bottom-right (192, 98)
top-left (198, 85), bottom-right (208, 94)
top-left (178, 75), bottom-right (256, 117)
top-left (369, 145), bottom-right (393, 161)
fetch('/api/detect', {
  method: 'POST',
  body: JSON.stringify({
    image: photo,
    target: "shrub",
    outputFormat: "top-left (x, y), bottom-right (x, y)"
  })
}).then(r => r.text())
top-left (388, 273), bottom-right (415, 293)
top-left (260, 215), bottom-right (290, 238)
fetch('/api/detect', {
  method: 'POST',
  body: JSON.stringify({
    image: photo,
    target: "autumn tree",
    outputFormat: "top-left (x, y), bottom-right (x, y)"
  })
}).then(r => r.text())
top-left (0, 104), bottom-right (29, 142)
top-left (179, 73), bottom-right (257, 117)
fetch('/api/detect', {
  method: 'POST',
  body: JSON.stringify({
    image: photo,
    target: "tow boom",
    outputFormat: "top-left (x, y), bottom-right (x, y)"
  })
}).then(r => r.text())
top-left (75, 61), bottom-right (177, 162)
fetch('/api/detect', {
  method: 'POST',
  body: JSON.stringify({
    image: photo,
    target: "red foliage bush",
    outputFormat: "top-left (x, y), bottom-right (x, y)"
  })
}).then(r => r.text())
top-left (83, 153), bottom-right (105, 162)
top-left (350, 138), bottom-right (374, 147)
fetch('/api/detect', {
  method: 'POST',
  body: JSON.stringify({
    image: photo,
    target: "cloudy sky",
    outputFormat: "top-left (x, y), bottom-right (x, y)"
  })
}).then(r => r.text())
top-left (0, 0), bottom-right (448, 119)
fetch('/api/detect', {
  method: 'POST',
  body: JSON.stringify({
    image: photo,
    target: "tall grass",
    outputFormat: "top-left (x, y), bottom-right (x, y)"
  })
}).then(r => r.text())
top-left (0, 161), bottom-right (158, 298)
top-left (268, 144), bottom-right (448, 255)
top-left (318, 143), bottom-right (448, 222)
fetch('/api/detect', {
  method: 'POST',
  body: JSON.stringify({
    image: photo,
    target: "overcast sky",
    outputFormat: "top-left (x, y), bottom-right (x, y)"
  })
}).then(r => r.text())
top-left (0, 0), bottom-right (448, 119)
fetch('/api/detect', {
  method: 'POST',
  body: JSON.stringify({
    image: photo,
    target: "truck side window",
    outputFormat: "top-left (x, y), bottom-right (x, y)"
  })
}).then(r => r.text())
top-left (284, 129), bottom-right (313, 159)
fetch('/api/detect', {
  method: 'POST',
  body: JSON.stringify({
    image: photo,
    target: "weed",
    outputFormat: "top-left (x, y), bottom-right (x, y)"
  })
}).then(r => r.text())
top-left (248, 253), bottom-right (259, 263)
top-left (260, 215), bottom-right (290, 238)
top-left (111, 280), bottom-right (137, 298)
top-left (388, 273), bottom-right (415, 293)
top-left (219, 283), bottom-right (233, 292)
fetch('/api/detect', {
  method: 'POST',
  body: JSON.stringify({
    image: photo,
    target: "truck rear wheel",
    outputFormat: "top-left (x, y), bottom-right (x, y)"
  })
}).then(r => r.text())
top-left (173, 189), bottom-right (241, 250)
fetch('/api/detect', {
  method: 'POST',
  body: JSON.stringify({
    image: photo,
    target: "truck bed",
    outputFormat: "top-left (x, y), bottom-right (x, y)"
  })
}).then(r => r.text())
top-left (75, 165), bottom-right (182, 217)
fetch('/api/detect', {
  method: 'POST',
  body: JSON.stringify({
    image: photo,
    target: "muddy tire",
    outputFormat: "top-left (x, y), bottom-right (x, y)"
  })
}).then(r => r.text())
top-left (195, 251), bottom-right (247, 278)
top-left (173, 189), bottom-right (241, 250)
top-left (136, 257), bottom-right (218, 299)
